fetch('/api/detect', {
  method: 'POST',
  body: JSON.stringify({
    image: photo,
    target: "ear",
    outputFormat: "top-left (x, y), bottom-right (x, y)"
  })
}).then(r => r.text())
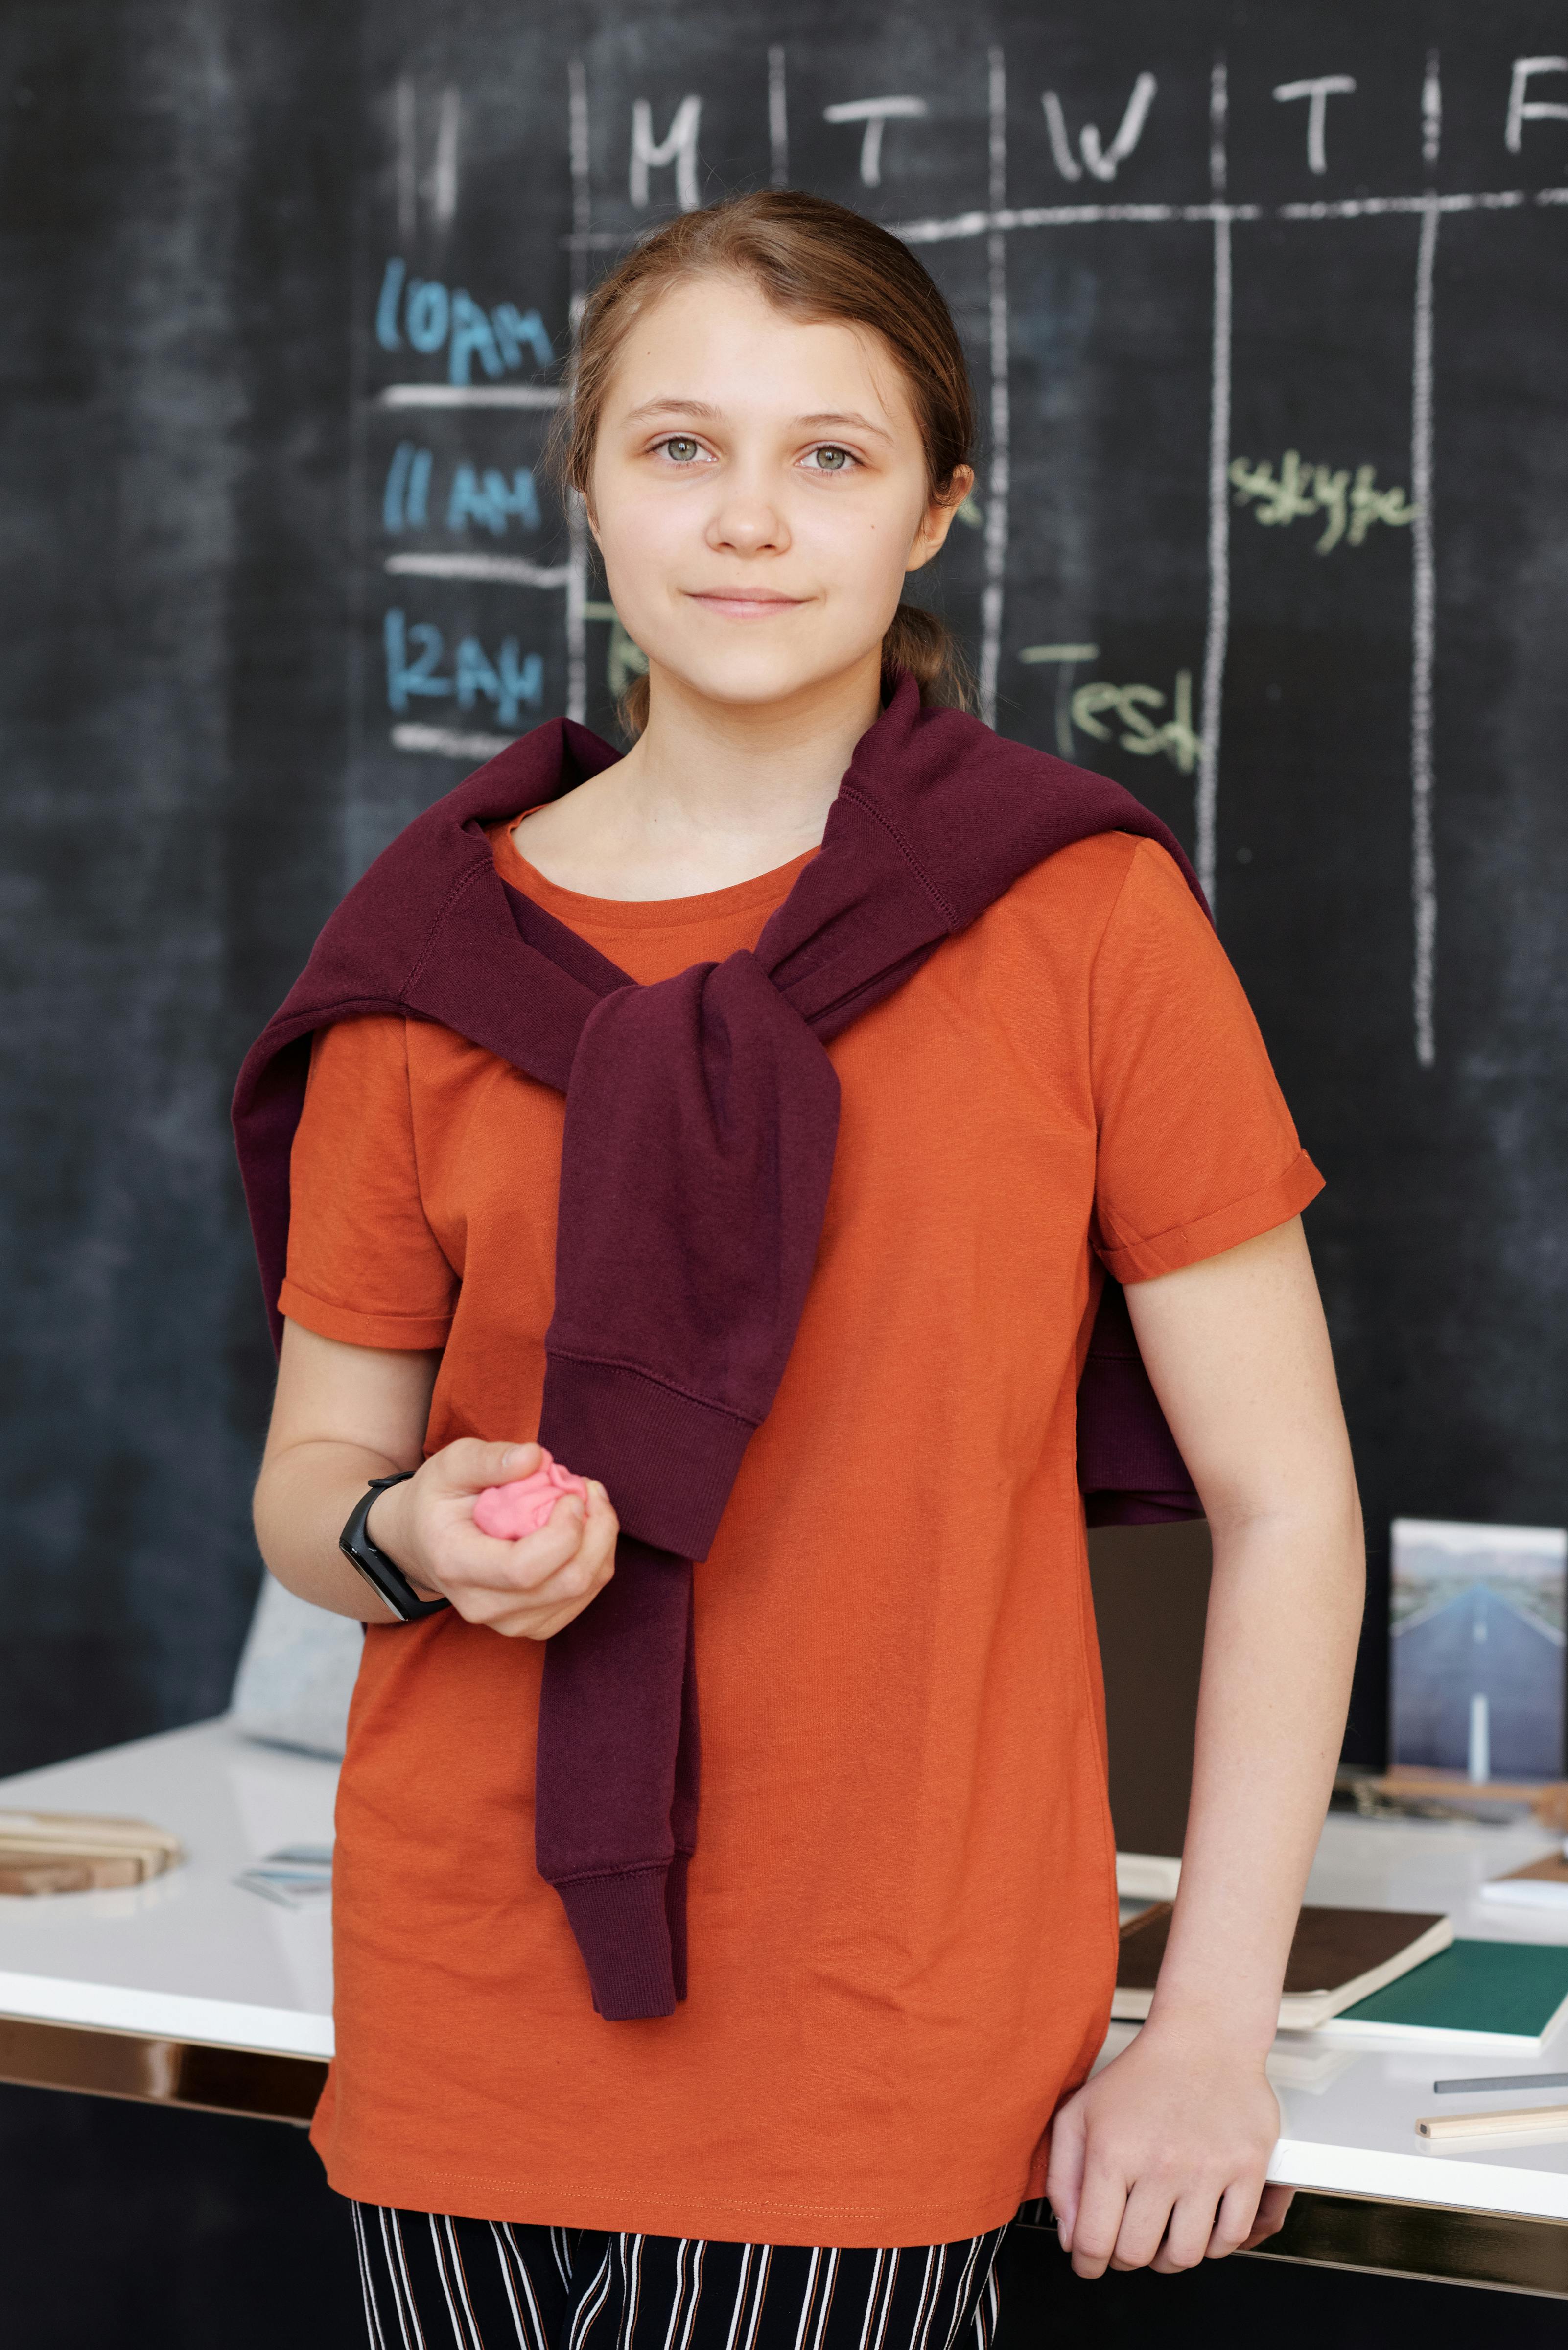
top-left (905, 465), bottom-right (977, 574)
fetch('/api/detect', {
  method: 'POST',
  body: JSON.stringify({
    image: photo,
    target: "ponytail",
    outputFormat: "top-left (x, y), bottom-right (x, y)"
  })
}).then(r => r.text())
top-left (879, 603), bottom-right (974, 713)
top-left (617, 668), bottom-right (652, 739)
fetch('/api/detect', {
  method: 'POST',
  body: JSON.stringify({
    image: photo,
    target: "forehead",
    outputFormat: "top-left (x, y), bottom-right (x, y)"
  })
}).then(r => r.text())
top-left (603, 274), bottom-right (918, 434)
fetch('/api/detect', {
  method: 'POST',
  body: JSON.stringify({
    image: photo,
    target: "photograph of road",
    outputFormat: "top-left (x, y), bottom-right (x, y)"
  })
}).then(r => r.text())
top-left (1390, 1519), bottom-right (1567, 1780)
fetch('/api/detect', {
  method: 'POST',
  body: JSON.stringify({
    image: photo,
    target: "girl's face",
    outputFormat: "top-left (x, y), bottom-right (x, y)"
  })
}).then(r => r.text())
top-left (588, 275), bottom-right (971, 716)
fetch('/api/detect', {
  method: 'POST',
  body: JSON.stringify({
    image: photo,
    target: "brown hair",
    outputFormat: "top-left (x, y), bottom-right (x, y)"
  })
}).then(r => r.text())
top-left (554, 190), bottom-right (976, 735)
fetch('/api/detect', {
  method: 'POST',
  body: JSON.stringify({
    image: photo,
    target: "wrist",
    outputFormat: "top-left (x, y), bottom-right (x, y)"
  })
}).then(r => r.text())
top-left (363, 1475), bottom-right (441, 1600)
top-left (1139, 1998), bottom-right (1277, 2066)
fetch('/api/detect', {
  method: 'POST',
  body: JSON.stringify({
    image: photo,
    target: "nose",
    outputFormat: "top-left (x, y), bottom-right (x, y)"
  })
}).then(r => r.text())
top-left (705, 470), bottom-right (791, 558)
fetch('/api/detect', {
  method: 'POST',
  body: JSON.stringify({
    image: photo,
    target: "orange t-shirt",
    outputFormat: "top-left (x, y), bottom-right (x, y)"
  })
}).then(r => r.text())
top-left (283, 820), bottom-right (1322, 2246)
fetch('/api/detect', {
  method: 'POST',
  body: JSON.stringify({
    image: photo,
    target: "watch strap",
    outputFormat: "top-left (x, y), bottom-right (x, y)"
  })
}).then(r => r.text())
top-left (339, 1472), bottom-right (449, 1622)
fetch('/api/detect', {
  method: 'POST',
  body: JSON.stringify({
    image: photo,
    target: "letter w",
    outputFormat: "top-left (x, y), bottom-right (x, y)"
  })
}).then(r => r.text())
top-left (1042, 72), bottom-right (1157, 183)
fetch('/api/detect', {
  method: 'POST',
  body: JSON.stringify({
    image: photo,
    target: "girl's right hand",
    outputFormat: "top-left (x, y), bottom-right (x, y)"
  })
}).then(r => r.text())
top-left (367, 1440), bottom-right (617, 1641)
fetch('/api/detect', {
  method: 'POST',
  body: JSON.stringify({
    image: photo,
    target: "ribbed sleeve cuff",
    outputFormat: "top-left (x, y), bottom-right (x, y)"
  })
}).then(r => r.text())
top-left (540, 1356), bottom-right (754, 1560)
top-left (554, 1867), bottom-right (679, 2021)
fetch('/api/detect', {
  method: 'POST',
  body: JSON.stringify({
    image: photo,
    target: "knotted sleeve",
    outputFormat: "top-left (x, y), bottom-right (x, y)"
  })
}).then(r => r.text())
top-left (538, 950), bottom-right (842, 1563)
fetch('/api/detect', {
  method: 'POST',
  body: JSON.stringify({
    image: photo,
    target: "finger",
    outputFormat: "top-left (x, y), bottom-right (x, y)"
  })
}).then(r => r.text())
top-left (453, 1481), bottom-right (617, 1636)
top-left (482, 1499), bottom-right (620, 1614)
top-left (1043, 2100), bottom-right (1087, 2248)
top-left (1231, 2183), bottom-right (1294, 2253)
top-left (1064, 2162), bottom-right (1133, 2280)
top-left (1106, 2178), bottom-right (1182, 2274)
top-left (1146, 2186), bottom-right (1221, 2274)
top-left (572, 1484), bottom-right (620, 1571)
top-left (1203, 2175), bottom-right (1264, 2260)
top-left (438, 1504), bottom-right (589, 1599)
top-left (580, 1479), bottom-right (617, 1532)
top-left (486, 1557), bottom-right (615, 1640)
top-left (433, 1437), bottom-right (543, 1495)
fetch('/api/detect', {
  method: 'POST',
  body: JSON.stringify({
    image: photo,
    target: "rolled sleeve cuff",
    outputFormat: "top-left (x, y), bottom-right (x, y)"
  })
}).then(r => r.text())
top-left (277, 1279), bottom-right (453, 1352)
top-left (1099, 1148), bottom-right (1325, 1284)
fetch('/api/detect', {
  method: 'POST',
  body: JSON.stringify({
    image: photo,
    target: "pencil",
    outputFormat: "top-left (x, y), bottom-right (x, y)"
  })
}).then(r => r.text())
top-left (1417, 2104), bottom-right (1568, 2143)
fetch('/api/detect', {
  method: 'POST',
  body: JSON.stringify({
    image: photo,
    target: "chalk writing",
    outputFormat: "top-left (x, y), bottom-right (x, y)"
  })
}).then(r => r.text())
top-left (1019, 644), bottom-right (1198, 774)
top-left (822, 96), bottom-right (929, 188)
top-left (383, 443), bottom-right (431, 530)
top-left (384, 609), bottom-right (543, 724)
top-left (1506, 56), bottom-right (1568, 152)
top-left (631, 95), bottom-right (702, 211)
top-left (1271, 76), bottom-right (1357, 177)
top-left (375, 258), bottom-right (554, 387)
top-left (583, 602), bottom-right (650, 700)
top-left (446, 464), bottom-right (541, 535)
top-left (1072, 670), bottom-right (1199, 774)
top-left (1042, 73), bottom-right (1156, 184)
top-left (395, 81), bottom-right (460, 234)
top-left (1228, 453), bottom-right (1418, 552)
top-left (383, 446), bottom-right (540, 535)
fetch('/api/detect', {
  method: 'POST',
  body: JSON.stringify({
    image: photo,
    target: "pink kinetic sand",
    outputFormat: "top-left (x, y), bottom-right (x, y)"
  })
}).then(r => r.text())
top-left (472, 1450), bottom-right (589, 1540)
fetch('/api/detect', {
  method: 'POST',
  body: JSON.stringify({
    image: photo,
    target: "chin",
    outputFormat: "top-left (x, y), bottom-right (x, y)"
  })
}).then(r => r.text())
top-left (659, 649), bottom-right (878, 712)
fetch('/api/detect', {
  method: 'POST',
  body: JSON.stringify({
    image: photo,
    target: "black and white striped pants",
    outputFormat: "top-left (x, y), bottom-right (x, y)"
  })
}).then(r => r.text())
top-left (351, 2205), bottom-right (1008, 2350)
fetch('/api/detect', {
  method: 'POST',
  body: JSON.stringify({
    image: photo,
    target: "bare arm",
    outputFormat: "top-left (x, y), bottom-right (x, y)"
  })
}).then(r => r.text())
top-left (1048, 1216), bottom-right (1364, 2276)
top-left (253, 1320), bottom-right (618, 1640)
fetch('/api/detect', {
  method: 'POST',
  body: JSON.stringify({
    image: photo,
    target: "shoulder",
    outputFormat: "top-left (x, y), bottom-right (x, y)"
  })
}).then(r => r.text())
top-left (304, 1012), bottom-right (410, 1099)
top-left (980, 830), bottom-right (1198, 957)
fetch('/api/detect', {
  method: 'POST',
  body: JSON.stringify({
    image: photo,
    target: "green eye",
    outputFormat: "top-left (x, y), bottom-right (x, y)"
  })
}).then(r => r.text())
top-left (810, 446), bottom-right (852, 471)
top-left (663, 436), bottom-right (701, 463)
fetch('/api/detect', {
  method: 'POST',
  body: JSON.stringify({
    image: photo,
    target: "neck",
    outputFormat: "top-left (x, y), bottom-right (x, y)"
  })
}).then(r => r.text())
top-left (512, 651), bottom-right (884, 901)
top-left (627, 654), bottom-right (883, 852)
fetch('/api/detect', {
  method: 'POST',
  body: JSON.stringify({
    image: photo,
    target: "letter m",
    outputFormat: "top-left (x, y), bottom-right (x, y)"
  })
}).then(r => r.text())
top-left (630, 95), bottom-right (702, 212)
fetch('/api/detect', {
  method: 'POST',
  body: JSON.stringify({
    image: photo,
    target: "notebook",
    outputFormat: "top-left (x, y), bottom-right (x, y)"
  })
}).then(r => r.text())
top-left (1316, 1939), bottom-right (1568, 2054)
top-left (1113, 1904), bottom-right (1453, 2031)
top-left (1480, 1852), bottom-right (1568, 1913)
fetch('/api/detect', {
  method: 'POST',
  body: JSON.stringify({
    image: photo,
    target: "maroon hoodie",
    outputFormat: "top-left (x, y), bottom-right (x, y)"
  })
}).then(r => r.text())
top-left (234, 676), bottom-right (1205, 2020)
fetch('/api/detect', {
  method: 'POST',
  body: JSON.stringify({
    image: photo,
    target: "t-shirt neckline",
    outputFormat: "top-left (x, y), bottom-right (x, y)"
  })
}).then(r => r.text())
top-left (494, 814), bottom-right (819, 932)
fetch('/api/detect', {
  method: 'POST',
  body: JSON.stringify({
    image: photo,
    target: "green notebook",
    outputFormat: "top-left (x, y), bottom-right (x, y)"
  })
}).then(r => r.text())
top-left (1322, 1939), bottom-right (1568, 2053)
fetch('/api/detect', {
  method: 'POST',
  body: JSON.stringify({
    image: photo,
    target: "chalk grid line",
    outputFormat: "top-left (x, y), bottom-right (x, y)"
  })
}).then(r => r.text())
top-left (1195, 55), bottom-right (1230, 913)
top-left (1410, 194), bottom-right (1440, 1070)
top-left (978, 48), bottom-right (1010, 729)
top-left (376, 44), bottom-right (1568, 1057)
top-left (564, 56), bottom-right (592, 723)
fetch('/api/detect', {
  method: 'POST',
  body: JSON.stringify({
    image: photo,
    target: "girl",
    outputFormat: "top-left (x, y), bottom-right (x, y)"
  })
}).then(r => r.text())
top-left (239, 192), bottom-right (1363, 2348)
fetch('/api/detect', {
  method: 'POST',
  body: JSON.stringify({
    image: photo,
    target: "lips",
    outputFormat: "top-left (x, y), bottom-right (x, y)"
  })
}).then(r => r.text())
top-left (686, 590), bottom-right (805, 615)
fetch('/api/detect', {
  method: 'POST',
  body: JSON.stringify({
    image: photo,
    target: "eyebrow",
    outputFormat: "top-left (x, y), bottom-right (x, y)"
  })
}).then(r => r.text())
top-left (619, 397), bottom-right (724, 424)
top-left (619, 397), bottom-right (893, 443)
top-left (795, 410), bottom-right (894, 443)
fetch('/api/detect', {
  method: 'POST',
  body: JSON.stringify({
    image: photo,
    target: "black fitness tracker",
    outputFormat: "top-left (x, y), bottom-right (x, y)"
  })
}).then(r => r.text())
top-left (339, 1472), bottom-right (450, 1622)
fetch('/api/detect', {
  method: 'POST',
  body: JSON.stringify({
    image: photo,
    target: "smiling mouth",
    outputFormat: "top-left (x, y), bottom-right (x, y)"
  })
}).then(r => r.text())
top-left (685, 590), bottom-right (807, 616)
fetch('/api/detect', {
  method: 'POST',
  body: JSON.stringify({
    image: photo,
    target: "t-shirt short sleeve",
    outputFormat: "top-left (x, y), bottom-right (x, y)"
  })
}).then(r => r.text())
top-left (1090, 839), bottom-right (1323, 1283)
top-left (279, 1015), bottom-right (458, 1350)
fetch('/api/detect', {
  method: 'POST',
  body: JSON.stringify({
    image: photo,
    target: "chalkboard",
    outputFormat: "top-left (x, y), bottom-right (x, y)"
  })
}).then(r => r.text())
top-left (3, 0), bottom-right (1567, 1780)
top-left (348, 0), bottom-right (1568, 1756)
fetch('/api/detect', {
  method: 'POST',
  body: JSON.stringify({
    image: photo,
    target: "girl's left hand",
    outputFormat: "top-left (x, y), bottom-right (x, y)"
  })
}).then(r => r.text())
top-left (1044, 2019), bottom-right (1293, 2276)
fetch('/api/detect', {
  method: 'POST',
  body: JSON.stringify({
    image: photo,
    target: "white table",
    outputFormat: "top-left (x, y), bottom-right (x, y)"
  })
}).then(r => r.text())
top-left (1122, 1807), bottom-right (1568, 2293)
top-left (1, 1720), bottom-right (1566, 2290)
top-left (0, 1716), bottom-right (335, 2122)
